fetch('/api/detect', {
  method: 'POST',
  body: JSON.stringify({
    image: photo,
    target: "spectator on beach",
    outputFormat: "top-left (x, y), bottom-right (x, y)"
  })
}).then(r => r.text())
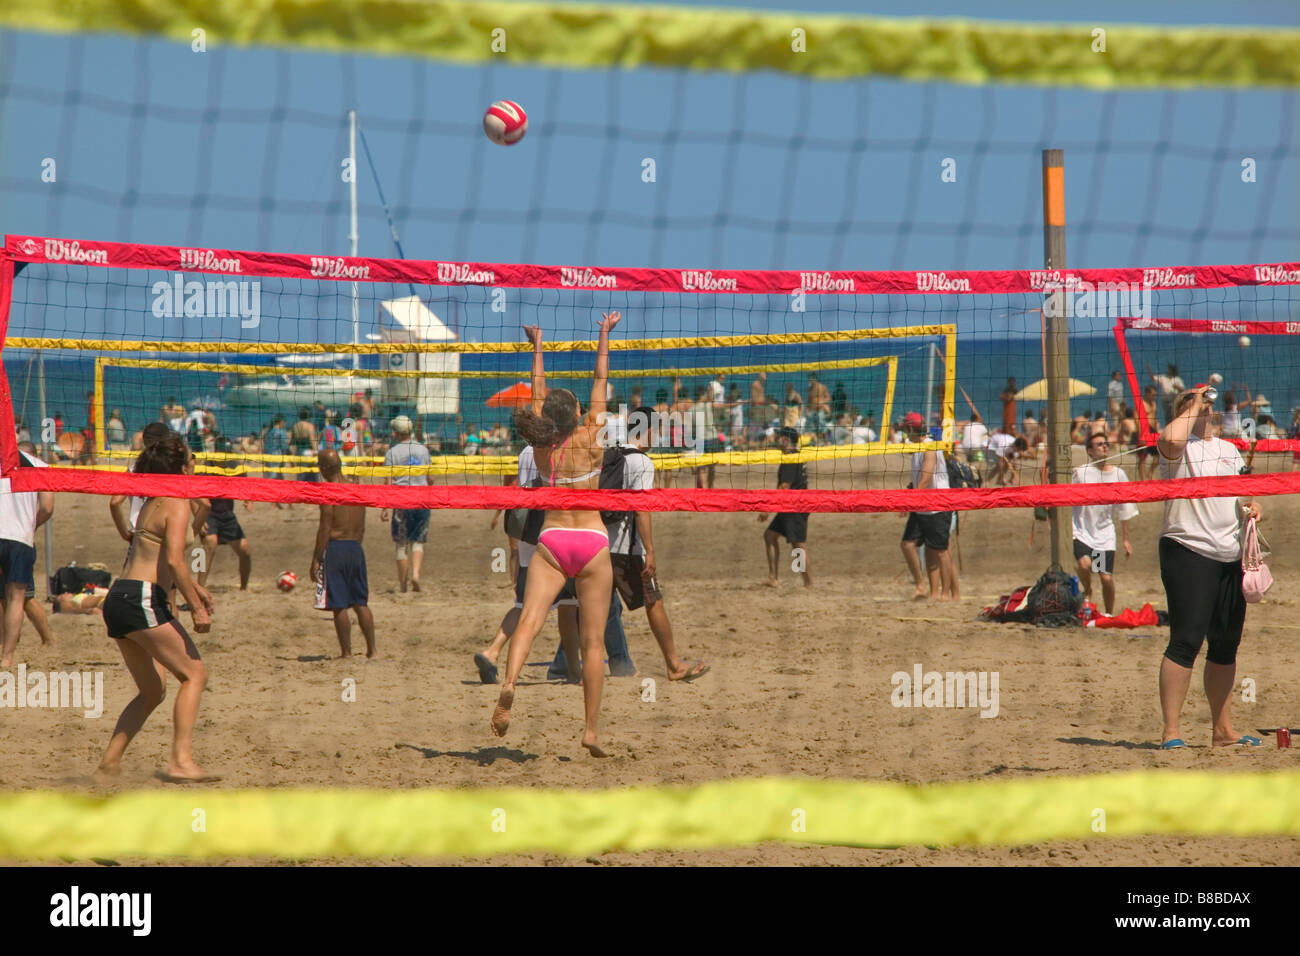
top-left (1220, 393), bottom-right (1242, 439)
top-left (851, 411), bottom-right (877, 444)
top-left (831, 381), bottom-right (848, 417)
top-left (727, 384), bottom-right (745, 447)
top-left (1148, 364), bottom-right (1184, 425)
top-left (900, 412), bottom-right (958, 602)
top-left (831, 413), bottom-right (852, 445)
top-left (986, 427), bottom-right (1016, 485)
top-left (807, 373), bottom-right (831, 431)
top-left (1107, 370), bottom-right (1125, 424)
top-left (1155, 386), bottom-right (1261, 750)
top-left (750, 373), bottom-right (766, 421)
top-left (290, 407), bottom-right (318, 482)
top-left (379, 415), bottom-right (431, 593)
top-left (106, 409), bottom-right (127, 451)
top-left (959, 410), bottom-right (989, 464)
top-left (999, 378), bottom-right (1018, 436)
top-left (782, 382), bottom-right (803, 430)
top-left (1071, 432), bottom-right (1139, 616)
top-left (0, 445), bottom-right (54, 667)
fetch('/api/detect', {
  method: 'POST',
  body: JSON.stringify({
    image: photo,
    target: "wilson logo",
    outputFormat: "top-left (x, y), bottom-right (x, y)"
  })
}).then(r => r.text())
top-left (681, 270), bottom-right (738, 292)
top-left (916, 271), bottom-right (971, 292)
top-left (799, 272), bottom-right (855, 292)
top-left (1209, 320), bottom-right (1248, 333)
top-left (43, 239), bottom-right (107, 265)
top-left (437, 263), bottom-right (496, 284)
top-left (310, 257), bottom-right (370, 279)
top-left (19, 238), bottom-right (38, 256)
top-left (560, 267), bottom-right (616, 289)
top-left (1254, 265), bottom-right (1300, 284)
top-left (179, 249), bottom-right (241, 273)
top-left (1142, 268), bottom-right (1196, 287)
top-left (1029, 270), bottom-right (1081, 290)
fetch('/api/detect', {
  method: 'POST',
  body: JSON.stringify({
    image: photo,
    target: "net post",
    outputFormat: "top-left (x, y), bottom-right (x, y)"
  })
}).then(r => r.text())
top-left (1041, 149), bottom-right (1072, 574)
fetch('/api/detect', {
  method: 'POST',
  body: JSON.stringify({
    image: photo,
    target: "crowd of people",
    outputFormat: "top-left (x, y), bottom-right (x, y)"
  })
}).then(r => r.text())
top-left (0, 350), bottom-right (1279, 770)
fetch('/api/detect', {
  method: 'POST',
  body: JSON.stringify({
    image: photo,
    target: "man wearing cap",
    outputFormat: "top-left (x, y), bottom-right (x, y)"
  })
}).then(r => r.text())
top-left (379, 415), bottom-right (431, 592)
top-left (900, 412), bottom-right (959, 602)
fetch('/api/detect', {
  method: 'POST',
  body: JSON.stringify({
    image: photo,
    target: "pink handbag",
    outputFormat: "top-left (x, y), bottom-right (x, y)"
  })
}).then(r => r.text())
top-left (1241, 517), bottom-right (1273, 603)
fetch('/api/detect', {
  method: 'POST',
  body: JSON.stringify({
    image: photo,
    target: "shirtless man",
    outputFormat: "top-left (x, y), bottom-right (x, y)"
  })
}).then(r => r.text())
top-left (311, 450), bottom-right (376, 658)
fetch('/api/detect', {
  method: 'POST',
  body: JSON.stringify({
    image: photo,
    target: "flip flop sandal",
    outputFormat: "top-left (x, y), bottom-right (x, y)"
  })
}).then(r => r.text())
top-left (675, 661), bottom-right (711, 683)
top-left (1160, 738), bottom-right (1187, 749)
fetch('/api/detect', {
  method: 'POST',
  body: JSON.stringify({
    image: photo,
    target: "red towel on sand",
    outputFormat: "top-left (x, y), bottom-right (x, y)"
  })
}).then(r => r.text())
top-left (1087, 603), bottom-right (1160, 628)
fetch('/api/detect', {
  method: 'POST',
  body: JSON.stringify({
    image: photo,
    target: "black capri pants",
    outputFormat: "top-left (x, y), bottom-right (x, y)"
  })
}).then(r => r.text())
top-left (1159, 536), bottom-right (1246, 668)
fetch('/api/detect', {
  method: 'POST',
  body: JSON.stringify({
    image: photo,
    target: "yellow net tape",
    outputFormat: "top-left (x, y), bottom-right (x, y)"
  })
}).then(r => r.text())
top-left (3, 771), bottom-right (1297, 859)
top-left (2, 0), bottom-right (1296, 89)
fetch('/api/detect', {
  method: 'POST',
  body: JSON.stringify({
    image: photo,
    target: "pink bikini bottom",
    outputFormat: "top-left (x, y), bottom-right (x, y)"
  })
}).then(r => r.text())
top-left (537, 527), bottom-right (609, 577)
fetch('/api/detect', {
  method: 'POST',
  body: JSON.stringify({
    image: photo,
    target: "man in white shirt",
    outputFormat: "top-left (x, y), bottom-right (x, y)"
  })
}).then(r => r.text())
top-left (899, 413), bottom-right (958, 601)
top-left (959, 411), bottom-right (989, 464)
top-left (1071, 432), bottom-right (1138, 615)
top-left (0, 448), bottom-right (54, 667)
top-left (1106, 371), bottom-right (1125, 424)
top-left (1149, 363), bottom-right (1184, 426)
top-left (378, 416), bottom-right (431, 592)
top-left (985, 428), bottom-right (1016, 485)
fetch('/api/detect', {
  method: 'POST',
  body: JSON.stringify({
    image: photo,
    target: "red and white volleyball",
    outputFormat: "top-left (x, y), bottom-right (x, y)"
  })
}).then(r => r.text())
top-left (277, 570), bottom-right (298, 592)
top-left (483, 100), bottom-right (527, 145)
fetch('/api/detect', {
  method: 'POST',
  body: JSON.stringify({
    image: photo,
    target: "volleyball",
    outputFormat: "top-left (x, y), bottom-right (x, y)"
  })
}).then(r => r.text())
top-left (277, 570), bottom-right (298, 592)
top-left (1209, 373), bottom-right (1223, 385)
top-left (483, 100), bottom-right (528, 145)
top-left (1239, 335), bottom-right (1251, 348)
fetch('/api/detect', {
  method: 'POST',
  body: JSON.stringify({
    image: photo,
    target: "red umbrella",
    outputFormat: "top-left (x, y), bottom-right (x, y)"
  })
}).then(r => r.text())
top-left (486, 382), bottom-right (532, 408)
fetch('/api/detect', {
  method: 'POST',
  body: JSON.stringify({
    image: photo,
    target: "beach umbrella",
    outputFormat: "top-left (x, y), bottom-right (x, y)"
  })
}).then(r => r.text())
top-left (486, 382), bottom-right (532, 408)
top-left (1014, 378), bottom-right (1097, 402)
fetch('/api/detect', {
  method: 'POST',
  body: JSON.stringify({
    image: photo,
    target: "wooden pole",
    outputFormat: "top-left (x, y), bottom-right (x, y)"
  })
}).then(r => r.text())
top-left (1041, 150), bottom-right (1072, 573)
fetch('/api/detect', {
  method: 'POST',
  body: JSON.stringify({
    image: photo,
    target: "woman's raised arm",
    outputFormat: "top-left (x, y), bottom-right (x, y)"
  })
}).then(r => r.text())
top-left (586, 311), bottom-right (620, 423)
top-left (523, 325), bottom-right (546, 416)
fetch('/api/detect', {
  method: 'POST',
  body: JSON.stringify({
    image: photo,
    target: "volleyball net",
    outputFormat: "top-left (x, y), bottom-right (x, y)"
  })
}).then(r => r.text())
top-left (3, 234), bottom-right (1300, 512)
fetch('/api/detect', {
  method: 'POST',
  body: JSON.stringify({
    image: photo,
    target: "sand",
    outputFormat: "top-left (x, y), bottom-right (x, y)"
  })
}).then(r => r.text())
top-left (3, 454), bottom-right (1298, 865)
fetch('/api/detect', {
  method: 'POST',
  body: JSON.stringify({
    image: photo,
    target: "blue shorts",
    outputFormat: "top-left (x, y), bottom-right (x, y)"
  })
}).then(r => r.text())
top-left (391, 508), bottom-right (430, 545)
top-left (324, 539), bottom-right (368, 609)
top-left (0, 539), bottom-right (37, 590)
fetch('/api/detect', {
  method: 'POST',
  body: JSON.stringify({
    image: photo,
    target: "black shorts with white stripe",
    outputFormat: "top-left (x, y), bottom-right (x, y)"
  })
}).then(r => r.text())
top-left (103, 579), bottom-right (179, 639)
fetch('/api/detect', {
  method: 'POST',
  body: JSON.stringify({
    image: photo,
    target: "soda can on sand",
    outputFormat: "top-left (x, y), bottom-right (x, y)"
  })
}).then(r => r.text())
top-left (1278, 727), bottom-right (1291, 749)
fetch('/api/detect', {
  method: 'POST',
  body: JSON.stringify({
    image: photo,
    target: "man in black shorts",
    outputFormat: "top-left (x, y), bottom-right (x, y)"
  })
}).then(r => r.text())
top-left (900, 412), bottom-right (959, 601)
top-left (198, 450), bottom-right (252, 590)
top-left (758, 427), bottom-right (812, 588)
top-left (0, 444), bottom-right (54, 666)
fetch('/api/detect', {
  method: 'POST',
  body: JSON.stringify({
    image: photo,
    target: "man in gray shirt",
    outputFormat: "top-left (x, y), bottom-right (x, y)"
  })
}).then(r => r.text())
top-left (379, 415), bottom-right (431, 592)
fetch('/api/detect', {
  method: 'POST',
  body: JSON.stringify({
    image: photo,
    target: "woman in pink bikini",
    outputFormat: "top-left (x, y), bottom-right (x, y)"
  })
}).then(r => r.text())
top-left (491, 311), bottom-right (621, 756)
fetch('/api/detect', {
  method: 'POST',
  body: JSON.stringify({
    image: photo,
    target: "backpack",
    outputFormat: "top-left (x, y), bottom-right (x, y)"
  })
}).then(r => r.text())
top-left (600, 446), bottom-right (649, 547)
top-left (947, 456), bottom-right (981, 489)
top-left (50, 563), bottom-right (112, 596)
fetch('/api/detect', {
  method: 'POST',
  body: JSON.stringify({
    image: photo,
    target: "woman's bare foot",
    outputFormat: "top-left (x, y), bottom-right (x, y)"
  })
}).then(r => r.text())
top-left (802, 574), bottom-right (813, 589)
top-left (491, 686), bottom-right (514, 737)
top-left (162, 761), bottom-right (221, 783)
top-left (911, 589), bottom-right (928, 602)
top-left (411, 577), bottom-right (421, 592)
top-left (92, 763), bottom-right (121, 784)
top-left (581, 732), bottom-right (609, 757)
top-left (764, 578), bottom-right (779, 588)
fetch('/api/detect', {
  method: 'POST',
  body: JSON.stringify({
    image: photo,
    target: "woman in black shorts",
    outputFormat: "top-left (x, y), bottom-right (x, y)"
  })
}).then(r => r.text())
top-left (95, 434), bottom-right (218, 783)
top-left (1156, 386), bottom-right (1262, 750)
